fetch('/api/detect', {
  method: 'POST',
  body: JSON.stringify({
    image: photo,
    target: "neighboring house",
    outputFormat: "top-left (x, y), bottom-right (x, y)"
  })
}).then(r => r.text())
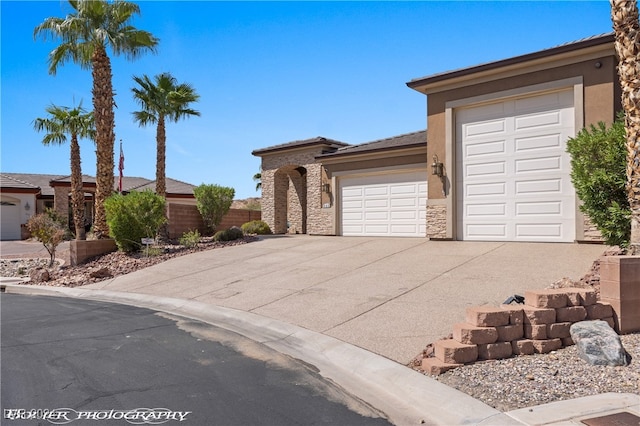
top-left (0, 172), bottom-right (197, 240)
top-left (254, 33), bottom-right (618, 242)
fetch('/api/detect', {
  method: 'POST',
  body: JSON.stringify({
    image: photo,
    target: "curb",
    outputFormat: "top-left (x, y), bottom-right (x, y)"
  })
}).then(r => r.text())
top-left (1, 283), bottom-right (512, 426)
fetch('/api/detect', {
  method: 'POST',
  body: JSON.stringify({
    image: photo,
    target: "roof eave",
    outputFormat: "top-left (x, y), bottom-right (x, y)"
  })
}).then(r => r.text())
top-left (407, 33), bottom-right (615, 94)
top-left (317, 143), bottom-right (427, 163)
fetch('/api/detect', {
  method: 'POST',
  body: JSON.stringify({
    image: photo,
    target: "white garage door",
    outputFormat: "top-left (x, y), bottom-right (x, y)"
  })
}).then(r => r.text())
top-left (340, 171), bottom-right (427, 237)
top-left (1, 201), bottom-right (21, 240)
top-left (456, 89), bottom-right (575, 242)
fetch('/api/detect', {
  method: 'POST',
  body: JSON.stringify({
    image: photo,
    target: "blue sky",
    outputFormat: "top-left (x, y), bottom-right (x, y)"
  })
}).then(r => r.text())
top-left (1, 1), bottom-right (614, 199)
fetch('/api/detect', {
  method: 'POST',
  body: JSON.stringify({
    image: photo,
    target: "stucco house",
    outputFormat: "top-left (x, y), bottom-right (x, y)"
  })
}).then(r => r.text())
top-left (0, 172), bottom-right (196, 240)
top-left (253, 33), bottom-right (618, 243)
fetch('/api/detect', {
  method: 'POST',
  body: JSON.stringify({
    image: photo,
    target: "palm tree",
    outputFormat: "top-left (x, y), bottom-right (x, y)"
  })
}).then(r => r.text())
top-left (33, 103), bottom-right (95, 240)
top-left (253, 172), bottom-right (262, 191)
top-left (34, 0), bottom-right (159, 239)
top-left (611, 0), bottom-right (640, 254)
top-left (131, 72), bottom-right (200, 197)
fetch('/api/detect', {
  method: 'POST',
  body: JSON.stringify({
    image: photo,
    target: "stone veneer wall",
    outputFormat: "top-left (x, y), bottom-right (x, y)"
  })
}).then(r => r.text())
top-left (422, 287), bottom-right (616, 375)
top-left (582, 215), bottom-right (604, 242)
top-left (260, 149), bottom-right (334, 236)
top-left (426, 204), bottom-right (447, 239)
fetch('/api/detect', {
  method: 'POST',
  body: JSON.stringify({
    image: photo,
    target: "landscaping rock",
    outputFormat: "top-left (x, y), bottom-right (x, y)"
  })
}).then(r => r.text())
top-left (29, 267), bottom-right (50, 283)
top-left (89, 267), bottom-right (112, 278)
top-left (570, 320), bottom-right (630, 366)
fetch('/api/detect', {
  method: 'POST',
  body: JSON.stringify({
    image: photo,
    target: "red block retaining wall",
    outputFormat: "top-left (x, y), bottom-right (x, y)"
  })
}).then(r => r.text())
top-left (167, 204), bottom-right (261, 239)
top-left (422, 287), bottom-right (615, 375)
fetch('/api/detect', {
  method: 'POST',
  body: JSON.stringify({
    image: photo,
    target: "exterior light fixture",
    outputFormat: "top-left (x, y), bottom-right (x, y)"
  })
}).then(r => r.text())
top-left (431, 155), bottom-right (444, 178)
top-left (322, 183), bottom-right (331, 193)
top-left (24, 201), bottom-right (30, 211)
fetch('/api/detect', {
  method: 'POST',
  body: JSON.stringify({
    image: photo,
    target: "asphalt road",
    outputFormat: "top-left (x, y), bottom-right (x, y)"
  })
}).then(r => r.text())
top-left (1, 294), bottom-right (391, 426)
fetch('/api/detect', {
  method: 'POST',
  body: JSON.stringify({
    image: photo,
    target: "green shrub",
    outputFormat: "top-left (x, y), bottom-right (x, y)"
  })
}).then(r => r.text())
top-left (566, 115), bottom-right (630, 247)
top-left (241, 220), bottom-right (271, 235)
top-left (104, 190), bottom-right (167, 253)
top-left (213, 226), bottom-right (244, 242)
top-left (179, 229), bottom-right (200, 248)
top-left (193, 184), bottom-right (235, 235)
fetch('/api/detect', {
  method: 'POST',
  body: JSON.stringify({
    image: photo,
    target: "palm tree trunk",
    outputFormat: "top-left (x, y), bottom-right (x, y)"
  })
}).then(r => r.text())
top-left (70, 134), bottom-right (86, 240)
top-left (156, 115), bottom-right (166, 198)
top-left (91, 46), bottom-right (115, 239)
top-left (612, 0), bottom-right (640, 254)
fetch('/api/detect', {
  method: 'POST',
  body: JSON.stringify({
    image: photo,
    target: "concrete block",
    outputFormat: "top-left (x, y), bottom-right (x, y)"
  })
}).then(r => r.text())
top-left (512, 339), bottom-right (535, 355)
top-left (585, 302), bottom-right (614, 320)
top-left (524, 289), bottom-right (568, 309)
top-left (524, 324), bottom-right (547, 340)
top-left (478, 342), bottom-right (513, 360)
top-left (434, 339), bottom-right (478, 364)
top-left (466, 306), bottom-right (510, 327)
top-left (532, 338), bottom-right (563, 354)
top-left (453, 323), bottom-right (498, 345)
top-left (562, 288), bottom-right (597, 306)
top-left (522, 306), bottom-right (556, 325)
top-left (547, 322), bottom-right (572, 339)
top-left (601, 298), bottom-right (640, 333)
top-left (561, 336), bottom-right (574, 347)
top-left (556, 306), bottom-right (587, 323)
top-left (495, 324), bottom-right (524, 342)
top-left (420, 357), bottom-right (462, 375)
top-left (499, 305), bottom-right (524, 325)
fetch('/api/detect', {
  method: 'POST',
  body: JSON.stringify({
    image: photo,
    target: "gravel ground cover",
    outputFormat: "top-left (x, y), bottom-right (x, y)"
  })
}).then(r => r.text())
top-left (429, 333), bottom-right (640, 411)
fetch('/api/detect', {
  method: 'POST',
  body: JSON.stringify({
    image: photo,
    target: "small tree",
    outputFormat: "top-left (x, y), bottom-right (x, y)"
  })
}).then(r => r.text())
top-left (104, 190), bottom-right (166, 252)
top-left (566, 115), bottom-right (631, 247)
top-left (193, 184), bottom-right (235, 235)
top-left (27, 212), bottom-right (66, 267)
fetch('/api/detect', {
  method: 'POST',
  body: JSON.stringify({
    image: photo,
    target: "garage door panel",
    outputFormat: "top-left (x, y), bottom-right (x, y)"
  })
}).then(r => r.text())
top-left (466, 140), bottom-right (506, 157)
top-left (467, 203), bottom-right (506, 217)
top-left (465, 119), bottom-right (506, 138)
top-left (340, 171), bottom-right (427, 237)
top-left (515, 178), bottom-right (562, 194)
top-left (456, 88), bottom-right (575, 242)
top-left (515, 134), bottom-right (562, 152)
top-left (515, 201), bottom-right (562, 216)
top-left (515, 156), bottom-right (561, 174)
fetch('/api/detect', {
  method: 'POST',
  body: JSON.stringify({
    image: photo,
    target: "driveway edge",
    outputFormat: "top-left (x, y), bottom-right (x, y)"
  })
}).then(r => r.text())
top-left (2, 284), bottom-right (515, 426)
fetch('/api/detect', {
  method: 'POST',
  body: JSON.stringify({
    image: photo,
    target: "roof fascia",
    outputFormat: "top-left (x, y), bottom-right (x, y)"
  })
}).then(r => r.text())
top-left (252, 141), bottom-right (347, 157)
top-left (317, 144), bottom-right (427, 164)
top-left (408, 39), bottom-right (614, 95)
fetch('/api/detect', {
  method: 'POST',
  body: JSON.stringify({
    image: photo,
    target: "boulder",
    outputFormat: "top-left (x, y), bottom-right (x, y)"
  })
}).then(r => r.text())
top-left (29, 267), bottom-right (50, 283)
top-left (89, 267), bottom-right (112, 278)
top-left (570, 320), bottom-right (630, 366)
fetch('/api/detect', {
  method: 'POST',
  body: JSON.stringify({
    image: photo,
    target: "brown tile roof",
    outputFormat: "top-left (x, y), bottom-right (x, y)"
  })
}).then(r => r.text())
top-left (407, 32), bottom-right (615, 90)
top-left (317, 130), bottom-right (426, 159)
top-left (1, 173), bottom-right (195, 196)
top-left (1, 173), bottom-right (64, 196)
top-left (252, 137), bottom-right (350, 156)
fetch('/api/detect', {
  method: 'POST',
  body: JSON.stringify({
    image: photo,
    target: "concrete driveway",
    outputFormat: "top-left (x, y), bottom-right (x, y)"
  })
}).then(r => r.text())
top-left (79, 235), bottom-right (606, 364)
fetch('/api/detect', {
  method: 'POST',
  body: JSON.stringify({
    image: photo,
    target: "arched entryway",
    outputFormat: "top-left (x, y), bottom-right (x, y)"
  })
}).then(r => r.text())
top-left (273, 165), bottom-right (307, 234)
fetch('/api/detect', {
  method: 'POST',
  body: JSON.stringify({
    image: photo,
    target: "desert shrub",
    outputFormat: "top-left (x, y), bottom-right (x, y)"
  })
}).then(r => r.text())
top-left (179, 229), bottom-right (200, 248)
top-left (213, 226), bottom-right (244, 242)
top-left (193, 184), bottom-right (235, 235)
top-left (566, 115), bottom-right (630, 247)
top-left (241, 220), bottom-right (271, 235)
top-left (27, 212), bottom-right (66, 266)
top-left (104, 190), bottom-right (167, 253)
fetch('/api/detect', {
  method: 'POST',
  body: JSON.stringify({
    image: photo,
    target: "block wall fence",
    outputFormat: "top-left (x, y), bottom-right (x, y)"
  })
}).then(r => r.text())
top-left (422, 287), bottom-right (617, 375)
top-left (167, 204), bottom-right (261, 239)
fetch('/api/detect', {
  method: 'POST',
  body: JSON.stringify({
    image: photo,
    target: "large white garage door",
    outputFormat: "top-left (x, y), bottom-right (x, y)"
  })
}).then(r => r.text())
top-left (456, 89), bottom-right (575, 242)
top-left (1, 201), bottom-right (21, 240)
top-left (340, 172), bottom-right (427, 237)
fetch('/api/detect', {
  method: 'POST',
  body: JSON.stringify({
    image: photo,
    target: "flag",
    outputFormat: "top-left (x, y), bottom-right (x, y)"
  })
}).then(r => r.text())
top-left (118, 140), bottom-right (124, 193)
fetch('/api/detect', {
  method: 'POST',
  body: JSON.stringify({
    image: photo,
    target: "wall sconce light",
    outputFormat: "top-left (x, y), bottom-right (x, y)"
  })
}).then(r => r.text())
top-left (431, 155), bottom-right (444, 178)
top-left (24, 201), bottom-right (30, 211)
top-left (322, 183), bottom-right (331, 193)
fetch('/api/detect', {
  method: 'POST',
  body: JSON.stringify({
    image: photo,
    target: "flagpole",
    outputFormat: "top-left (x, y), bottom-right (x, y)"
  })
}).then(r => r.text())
top-left (118, 139), bottom-right (124, 194)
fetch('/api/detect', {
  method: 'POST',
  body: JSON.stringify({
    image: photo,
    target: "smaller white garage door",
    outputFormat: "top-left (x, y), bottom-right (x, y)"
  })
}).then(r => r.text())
top-left (340, 171), bottom-right (427, 237)
top-left (1, 201), bottom-right (21, 240)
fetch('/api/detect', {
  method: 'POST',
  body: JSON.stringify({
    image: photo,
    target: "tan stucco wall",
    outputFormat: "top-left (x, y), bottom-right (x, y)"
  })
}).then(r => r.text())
top-left (422, 55), bottom-right (620, 240)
